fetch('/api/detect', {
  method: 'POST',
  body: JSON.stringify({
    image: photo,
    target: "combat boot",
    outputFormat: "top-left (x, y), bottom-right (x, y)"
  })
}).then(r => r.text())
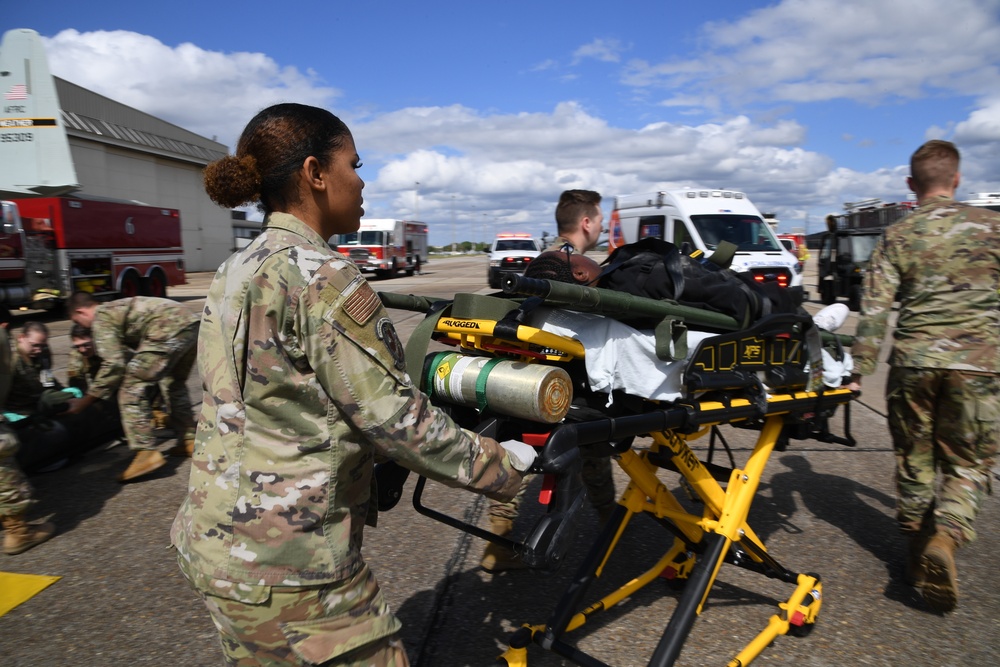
top-left (905, 531), bottom-right (929, 587)
top-left (119, 449), bottom-right (166, 483)
top-left (920, 533), bottom-right (959, 613)
top-left (151, 409), bottom-right (170, 430)
top-left (166, 438), bottom-right (195, 458)
top-left (3, 514), bottom-right (56, 555)
top-left (480, 517), bottom-right (529, 573)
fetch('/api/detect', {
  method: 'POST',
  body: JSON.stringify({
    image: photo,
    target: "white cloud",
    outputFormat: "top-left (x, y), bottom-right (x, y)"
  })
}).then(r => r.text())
top-left (43, 29), bottom-right (340, 147)
top-left (572, 38), bottom-right (627, 65)
top-left (953, 98), bottom-right (1000, 144)
top-left (35, 22), bottom-right (998, 243)
top-left (622, 0), bottom-right (1000, 107)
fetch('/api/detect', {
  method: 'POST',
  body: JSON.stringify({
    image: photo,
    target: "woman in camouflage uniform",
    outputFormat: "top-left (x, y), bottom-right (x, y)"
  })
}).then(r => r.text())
top-left (171, 103), bottom-right (534, 666)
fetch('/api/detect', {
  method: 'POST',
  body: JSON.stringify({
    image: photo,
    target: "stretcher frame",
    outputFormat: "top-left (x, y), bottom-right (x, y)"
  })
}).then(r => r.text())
top-left (378, 284), bottom-right (857, 667)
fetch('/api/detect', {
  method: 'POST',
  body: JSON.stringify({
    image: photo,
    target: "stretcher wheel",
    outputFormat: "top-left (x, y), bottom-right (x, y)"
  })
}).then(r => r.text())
top-left (787, 587), bottom-right (820, 638)
top-left (788, 618), bottom-right (816, 638)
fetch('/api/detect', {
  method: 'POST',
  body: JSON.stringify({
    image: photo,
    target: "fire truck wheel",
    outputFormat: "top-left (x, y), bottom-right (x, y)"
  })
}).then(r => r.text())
top-left (120, 271), bottom-right (142, 298)
top-left (147, 269), bottom-right (168, 298)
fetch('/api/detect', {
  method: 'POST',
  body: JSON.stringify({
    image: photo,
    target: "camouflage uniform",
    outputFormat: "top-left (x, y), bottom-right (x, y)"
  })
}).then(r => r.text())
top-left (0, 327), bottom-right (33, 518)
top-left (851, 195), bottom-right (1000, 545)
top-left (171, 212), bottom-right (524, 665)
top-left (66, 348), bottom-right (102, 393)
top-left (5, 343), bottom-right (58, 415)
top-left (87, 297), bottom-right (199, 451)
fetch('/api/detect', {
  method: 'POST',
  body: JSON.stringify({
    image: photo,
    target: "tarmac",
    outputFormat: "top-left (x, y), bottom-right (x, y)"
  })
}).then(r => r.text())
top-left (1, 257), bottom-right (997, 667)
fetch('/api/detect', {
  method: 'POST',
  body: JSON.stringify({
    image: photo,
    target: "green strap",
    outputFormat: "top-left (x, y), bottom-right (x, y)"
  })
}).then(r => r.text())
top-left (424, 351), bottom-right (451, 397)
top-left (474, 358), bottom-right (505, 412)
top-left (404, 306), bottom-right (450, 389)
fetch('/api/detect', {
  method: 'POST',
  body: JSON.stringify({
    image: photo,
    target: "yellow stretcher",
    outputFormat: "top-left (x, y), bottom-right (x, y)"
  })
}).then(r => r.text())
top-left (378, 276), bottom-right (858, 667)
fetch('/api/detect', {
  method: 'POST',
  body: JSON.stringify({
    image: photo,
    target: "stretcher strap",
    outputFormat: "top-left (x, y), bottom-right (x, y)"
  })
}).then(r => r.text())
top-left (475, 358), bottom-right (504, 411)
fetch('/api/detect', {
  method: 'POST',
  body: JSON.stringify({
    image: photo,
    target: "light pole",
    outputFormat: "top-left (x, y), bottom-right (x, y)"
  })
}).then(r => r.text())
top-left (450, 195), bottom-right (456, 253)
top-left (414, 182), bottom-right (420, 220)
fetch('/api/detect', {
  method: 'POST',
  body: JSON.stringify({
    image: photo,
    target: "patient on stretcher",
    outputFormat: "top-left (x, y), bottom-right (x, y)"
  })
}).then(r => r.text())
top-left (525, 302), bottom-right (852, 404)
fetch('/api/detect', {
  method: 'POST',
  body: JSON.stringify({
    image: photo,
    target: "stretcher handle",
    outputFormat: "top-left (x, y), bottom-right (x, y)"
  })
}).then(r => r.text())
top-left (377, 291), bottom-right (447, 313)
top-left (501, 274), bottom-right (743, 332)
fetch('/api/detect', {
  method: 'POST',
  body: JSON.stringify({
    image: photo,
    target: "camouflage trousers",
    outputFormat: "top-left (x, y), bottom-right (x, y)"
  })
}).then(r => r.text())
top-left (886, 366), bottom-right (1000, 545)
top-left (120, 324), bottom-right (198, 451)
top-left (489, 451), bottom-right (616, 521)
top-left (0, 424), bottom-right (32, 517)
top-left (195, 563), bottom-right (409, 667)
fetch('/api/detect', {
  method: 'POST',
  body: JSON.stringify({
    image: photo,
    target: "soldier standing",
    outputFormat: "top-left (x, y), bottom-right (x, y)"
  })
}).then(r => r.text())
top-left (170, 103), bottom-right (533, 666)
top-left (65, 292), bottom-right (199, 482)
top-left (481, 189), bottom-right (617, 573)
top-left (847, 140), bottom-right (1000, 613)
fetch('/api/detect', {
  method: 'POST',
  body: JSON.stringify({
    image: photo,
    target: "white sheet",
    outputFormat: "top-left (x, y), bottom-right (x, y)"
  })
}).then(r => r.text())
top-left (526, 308), bottom-right (850, 404)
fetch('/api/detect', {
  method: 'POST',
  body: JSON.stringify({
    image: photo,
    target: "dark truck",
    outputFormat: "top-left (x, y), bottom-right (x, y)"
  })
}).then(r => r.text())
top-left (817, 199), bottom-right (914, 311)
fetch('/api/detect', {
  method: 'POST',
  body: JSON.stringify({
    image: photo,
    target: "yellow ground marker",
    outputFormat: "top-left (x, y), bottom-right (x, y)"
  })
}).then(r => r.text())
top-left (0, 571), bottom-right (61, 617)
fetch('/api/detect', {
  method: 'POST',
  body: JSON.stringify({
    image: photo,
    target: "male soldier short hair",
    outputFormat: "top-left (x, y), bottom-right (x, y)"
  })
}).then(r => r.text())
top-left (68, 291), bottom-right (99, 311)
top-left (910, 140), bottom-right (959, 192)
top-left (70, 323), bottom-right (91, 340)
top-left (21, 321), bottom-right (49, 338)
top-left (555, 190), bottom-right (601, 235)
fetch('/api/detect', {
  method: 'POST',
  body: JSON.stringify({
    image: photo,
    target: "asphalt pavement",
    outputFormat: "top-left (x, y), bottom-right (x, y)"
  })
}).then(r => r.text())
top-left (1, 257), bottom-right (997, 667)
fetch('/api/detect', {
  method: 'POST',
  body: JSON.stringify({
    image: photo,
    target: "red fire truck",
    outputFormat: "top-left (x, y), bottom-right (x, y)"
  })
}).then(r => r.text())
top-left (0, 195), bottom-right (186, 310)
top-left (333, 218), bottom-right (429, 278)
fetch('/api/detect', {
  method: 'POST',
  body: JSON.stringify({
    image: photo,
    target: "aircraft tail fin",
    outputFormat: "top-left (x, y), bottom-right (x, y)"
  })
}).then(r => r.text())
top-left (0, 28), bottom-right (79, 198)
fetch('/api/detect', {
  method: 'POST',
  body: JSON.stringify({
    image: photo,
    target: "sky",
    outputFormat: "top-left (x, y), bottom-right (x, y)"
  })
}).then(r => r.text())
top-left (6, 0), bottom-right (1000, 247)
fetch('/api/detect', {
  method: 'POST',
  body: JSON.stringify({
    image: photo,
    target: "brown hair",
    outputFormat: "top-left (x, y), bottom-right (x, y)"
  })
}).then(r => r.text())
top-left (555, 190), bottom-right (601, 235)
top-left (68, 290), bottom-right (98, 311)
top-left (910, 140), bottom-right (959, 192)
top-left (203, 103), bottom-right (352, 214)
top-left (20, 321), bottom-right (49, 337)
top-left (70, 323), bottom-right (92, 340)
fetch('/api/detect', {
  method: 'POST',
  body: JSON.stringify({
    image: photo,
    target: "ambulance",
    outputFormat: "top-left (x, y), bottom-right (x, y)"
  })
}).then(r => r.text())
top-left (607, 188), bottom-right (804, 290)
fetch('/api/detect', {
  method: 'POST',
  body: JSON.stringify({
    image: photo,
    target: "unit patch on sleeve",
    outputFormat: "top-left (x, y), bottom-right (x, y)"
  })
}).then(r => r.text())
top-left (375, 317), bottom-right (407, 371)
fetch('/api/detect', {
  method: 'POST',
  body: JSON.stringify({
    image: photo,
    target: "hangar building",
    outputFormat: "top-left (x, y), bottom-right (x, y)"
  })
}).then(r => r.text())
top-left (53, 77), bottom-right (234, 272)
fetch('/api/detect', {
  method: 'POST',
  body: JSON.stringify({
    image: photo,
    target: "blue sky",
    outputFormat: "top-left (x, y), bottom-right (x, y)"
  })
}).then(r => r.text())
top-left (7, 0), bottom-right (1000, 246)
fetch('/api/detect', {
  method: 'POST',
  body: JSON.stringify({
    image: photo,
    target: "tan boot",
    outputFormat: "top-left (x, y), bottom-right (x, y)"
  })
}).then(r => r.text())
top-left (905, 531), bottom-right (929, 587)
top-left (3, 514), bottom-right (56, 555)
top-left (481, 517), bottom-right (529, 573)
top-left (119, 449), bottom-right (167, 483)
top-left (920, 533), bottom-right (959, 613)
top-left (166, 438), bottom-right (195, 458)
top-left (151, 409), bottom-right (170, 430)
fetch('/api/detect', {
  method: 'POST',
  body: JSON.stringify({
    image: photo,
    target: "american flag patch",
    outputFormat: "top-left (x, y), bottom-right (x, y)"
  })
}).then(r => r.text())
top-left (342, 280), bottom-right (380, 325)
top-left (5, 84), bottom-right (27, 100)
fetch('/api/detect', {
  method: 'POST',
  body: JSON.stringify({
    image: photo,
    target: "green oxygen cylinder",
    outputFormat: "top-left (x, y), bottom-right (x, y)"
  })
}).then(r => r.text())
top-left (426, 352), bottom-right (572, 424)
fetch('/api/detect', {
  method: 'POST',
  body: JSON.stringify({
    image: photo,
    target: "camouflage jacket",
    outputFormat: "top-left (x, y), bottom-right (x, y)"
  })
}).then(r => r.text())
top-left (87, 297), bottom-right (200, 401)
top-left (171, 212), bottom-right (524, 599)
top-left (550, 235), bottom-right (578, 253)
top-left (852, 195), bottom-right (1000, 376)
top-left (5, 342), bottom-right (60, 415)
top-left (67, 350), bottom-right (101, 393)
top-left (0, 328), bottom-right (10, 415)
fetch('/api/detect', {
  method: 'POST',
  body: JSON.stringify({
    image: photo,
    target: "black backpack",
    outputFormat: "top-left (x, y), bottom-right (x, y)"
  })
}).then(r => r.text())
top-left (597, 237), bottom-right (798, 329)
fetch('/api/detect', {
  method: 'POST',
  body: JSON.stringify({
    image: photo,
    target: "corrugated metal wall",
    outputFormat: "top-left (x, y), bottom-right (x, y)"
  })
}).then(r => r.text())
top-left (55, 77), bottom-right (234, 273)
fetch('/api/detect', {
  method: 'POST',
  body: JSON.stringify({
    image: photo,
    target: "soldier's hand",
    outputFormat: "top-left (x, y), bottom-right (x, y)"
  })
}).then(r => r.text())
top-left (846, 373), bottom-right (862, 393)
top-left (499, 440), bottom-right (537, 473)
top-left (65, 398), bottom-right (86, 414)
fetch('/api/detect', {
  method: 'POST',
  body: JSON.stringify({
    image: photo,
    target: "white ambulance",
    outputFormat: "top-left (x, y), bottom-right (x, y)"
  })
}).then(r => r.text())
top-left (607, 188), bottom-right (804, 290)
